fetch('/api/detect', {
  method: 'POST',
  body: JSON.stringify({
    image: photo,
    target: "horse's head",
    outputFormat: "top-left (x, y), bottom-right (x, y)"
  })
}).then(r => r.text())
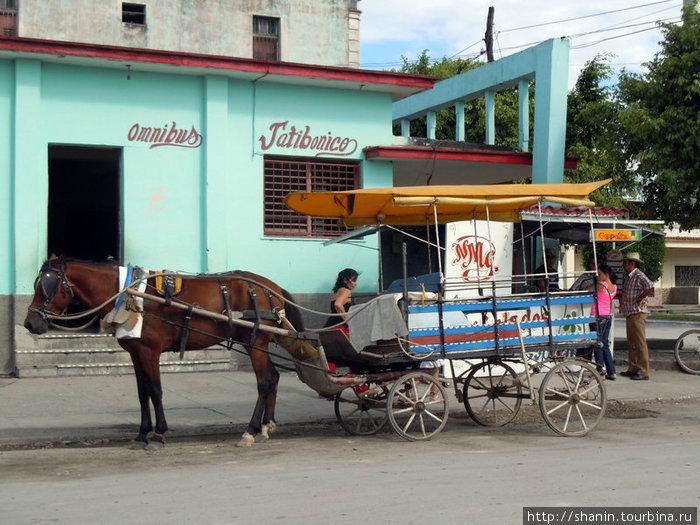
top-left (24, 255), bottom-right (75, 334)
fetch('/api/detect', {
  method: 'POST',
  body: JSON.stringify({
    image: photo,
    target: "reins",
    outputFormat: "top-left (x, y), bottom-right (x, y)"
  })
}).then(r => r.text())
top-left (40, 268), bottom-right (379, 332)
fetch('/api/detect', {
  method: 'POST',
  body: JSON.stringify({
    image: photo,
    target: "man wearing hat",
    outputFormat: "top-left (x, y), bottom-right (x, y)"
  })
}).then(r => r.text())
top-left (620, 252), bottom-right (655, 380)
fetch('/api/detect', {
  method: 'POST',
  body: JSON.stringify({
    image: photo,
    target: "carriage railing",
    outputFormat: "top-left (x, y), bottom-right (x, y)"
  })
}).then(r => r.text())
top-left (403, 273), bottom-right (597, 362)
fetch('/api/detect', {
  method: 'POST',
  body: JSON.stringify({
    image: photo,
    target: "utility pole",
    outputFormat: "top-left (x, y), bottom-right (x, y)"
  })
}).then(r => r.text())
top-left (485, 6), bottom-right (495, 62)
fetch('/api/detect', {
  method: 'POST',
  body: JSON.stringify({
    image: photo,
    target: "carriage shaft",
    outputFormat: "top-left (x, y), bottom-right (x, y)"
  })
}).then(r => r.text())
top-left (124, 289), bottom-right (294, 337)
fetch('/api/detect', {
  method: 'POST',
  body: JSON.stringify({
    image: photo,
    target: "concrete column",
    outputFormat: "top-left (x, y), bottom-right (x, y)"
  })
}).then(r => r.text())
top-left (427, 111), bottom-right (436, 139)
top-left (518, 79), bottom-right (530, 152)
top-left (13, 59), bottom-right (44, 293)
top-left (485, 90), bottom-right (495, 145)
top-left (203, 76), bottom-right (229, 272)
top-left (401, 118), bottom-right (410, 137)
top-left (455, 101), bottom-right (465, 141)
top-left (532, 39), bottom-right (569, 183)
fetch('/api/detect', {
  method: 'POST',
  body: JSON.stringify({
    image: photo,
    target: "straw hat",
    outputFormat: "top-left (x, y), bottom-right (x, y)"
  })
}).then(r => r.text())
top-left (623, 252), bottom-right (643, 264)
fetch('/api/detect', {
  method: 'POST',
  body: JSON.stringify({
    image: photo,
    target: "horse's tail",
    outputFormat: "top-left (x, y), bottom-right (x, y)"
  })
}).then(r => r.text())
top-left (281, 289), bottom-right (304, 331)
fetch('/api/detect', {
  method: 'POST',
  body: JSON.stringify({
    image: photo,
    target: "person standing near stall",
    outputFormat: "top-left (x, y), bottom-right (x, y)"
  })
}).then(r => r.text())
top-left (620, 252), bottom-right (654, 381)
top-left (587, 265), bottom-right (617, 380)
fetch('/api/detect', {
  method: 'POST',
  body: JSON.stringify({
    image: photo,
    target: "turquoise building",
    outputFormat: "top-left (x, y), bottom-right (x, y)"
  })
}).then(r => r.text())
top-left (1, 36), bottom-right (572, 375)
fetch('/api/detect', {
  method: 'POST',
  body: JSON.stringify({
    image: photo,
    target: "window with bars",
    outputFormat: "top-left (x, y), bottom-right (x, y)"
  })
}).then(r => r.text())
top-left (122, 3), bottom-right (146, 25)
top-left (264, 157), bottom-right (360, 237)
top-left (0, 0), bottom-right (17, 36)
top-left (253, 15), bottom-right (279, 60)
top-left (675, 266), bottom-right (700, 286)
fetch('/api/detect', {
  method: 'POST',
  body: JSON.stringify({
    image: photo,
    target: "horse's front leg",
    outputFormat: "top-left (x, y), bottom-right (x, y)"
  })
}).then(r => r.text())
top-left (128, 351), bottom-right (153, 447)
top-left (237, 341), bottom-right (280, 447)
top-left (260, 364), bottom-right (280, 441)
top-left (146, 356), bottom-right (168, 449)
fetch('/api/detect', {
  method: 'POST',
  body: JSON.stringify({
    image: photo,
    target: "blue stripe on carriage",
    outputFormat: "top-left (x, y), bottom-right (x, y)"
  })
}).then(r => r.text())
top-left (408, 332), bottom-right (597, 354)
top-left (408, 295), bottom-right (594, 314)
top-left (408, 316), bottom-right (595, 338)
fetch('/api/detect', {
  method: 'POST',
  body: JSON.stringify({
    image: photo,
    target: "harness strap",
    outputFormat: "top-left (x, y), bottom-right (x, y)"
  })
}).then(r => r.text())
top-left (247, 281), bottom-right (261, 348)
top-left (163, 273), bottom-right (176, 307)
top-left (178, 305), bottom-right (194, 360)
top-left (219, 278), bottom-right (236, 351)
top-left (218, 279), bottom-right (235, 331)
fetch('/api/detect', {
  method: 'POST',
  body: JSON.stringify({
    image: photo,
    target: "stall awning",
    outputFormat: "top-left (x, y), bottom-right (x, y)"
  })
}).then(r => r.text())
top-left (284, 180), bottom-right (610, 226)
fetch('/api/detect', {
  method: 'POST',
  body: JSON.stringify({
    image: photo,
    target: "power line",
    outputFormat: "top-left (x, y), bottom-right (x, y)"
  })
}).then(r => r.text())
top-left (360, 1), bottom-right (684, 70)
top-left (571, 24), bottom-right (671, 49)
top-left (499, 0), bottom-right (680, 33)
top-left (567, 16), bottom-right (680, 40)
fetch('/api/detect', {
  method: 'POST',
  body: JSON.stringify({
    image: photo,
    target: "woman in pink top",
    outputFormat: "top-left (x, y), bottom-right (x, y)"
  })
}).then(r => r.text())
top-left (587, 265), bottom-right (618, 379)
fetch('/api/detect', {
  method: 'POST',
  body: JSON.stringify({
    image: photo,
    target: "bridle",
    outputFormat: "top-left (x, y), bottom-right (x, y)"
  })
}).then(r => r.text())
top-left (28, 260), bottom-right (75, 321)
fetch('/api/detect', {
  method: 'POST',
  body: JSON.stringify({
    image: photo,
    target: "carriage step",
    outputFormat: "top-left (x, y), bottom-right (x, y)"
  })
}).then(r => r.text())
top-left (16, 358), bottom-right (236, 378)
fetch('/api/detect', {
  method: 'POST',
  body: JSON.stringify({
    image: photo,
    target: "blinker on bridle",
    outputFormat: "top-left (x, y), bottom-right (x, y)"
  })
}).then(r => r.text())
top-left (30, 261), bottom-right (74, 320)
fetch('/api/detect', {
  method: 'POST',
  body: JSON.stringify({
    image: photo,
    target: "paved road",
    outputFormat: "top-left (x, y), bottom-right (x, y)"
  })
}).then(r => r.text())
top-left (1, 397), bottom-right (698, 524)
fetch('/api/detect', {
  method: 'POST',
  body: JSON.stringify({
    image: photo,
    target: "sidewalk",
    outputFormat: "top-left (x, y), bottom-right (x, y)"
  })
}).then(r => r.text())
top-left (1, 364), bottom-right (699, 449)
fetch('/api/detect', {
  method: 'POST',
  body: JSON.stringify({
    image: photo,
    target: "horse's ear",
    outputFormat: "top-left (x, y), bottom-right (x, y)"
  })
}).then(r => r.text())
top-left (57, 254), bottom-right (66, 264)
top-left (49, 253), bottom-right (57, 260)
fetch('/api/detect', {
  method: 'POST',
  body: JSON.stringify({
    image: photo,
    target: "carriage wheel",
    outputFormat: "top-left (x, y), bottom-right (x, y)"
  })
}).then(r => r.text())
top-left (463, 361), bottom-right (522, 427)
top-left (674, 329), bottom-right (700, 375)
top-left (539, 359), bottom-right (606, 437)
top-left (387, 372), bottom-right (449, 441)
top-left (334, 385), bottom-right (389, 436)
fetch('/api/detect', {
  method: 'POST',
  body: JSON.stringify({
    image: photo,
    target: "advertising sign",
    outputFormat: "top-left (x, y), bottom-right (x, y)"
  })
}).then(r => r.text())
top-left (594, 229), bottom-right (642, 242)
top-left (444, 220), bottom-right (513, 299)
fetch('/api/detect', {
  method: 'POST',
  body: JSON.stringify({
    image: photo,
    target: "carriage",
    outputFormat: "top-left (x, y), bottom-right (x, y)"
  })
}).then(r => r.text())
top-left (25, 180), bottom-right (612, 447)
top-left (284, 180), bottom-right (610, 440)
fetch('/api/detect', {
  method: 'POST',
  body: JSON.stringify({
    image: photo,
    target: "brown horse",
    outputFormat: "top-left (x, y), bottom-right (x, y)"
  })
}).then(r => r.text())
top-left (24, 255), bottom-right (309, 448)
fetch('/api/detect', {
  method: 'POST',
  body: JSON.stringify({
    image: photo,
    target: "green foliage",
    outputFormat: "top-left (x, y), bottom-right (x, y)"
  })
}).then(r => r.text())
top-left (616, 5), bottom-right (700, 230)
top-left (564, 55), bottom-right (637, 208)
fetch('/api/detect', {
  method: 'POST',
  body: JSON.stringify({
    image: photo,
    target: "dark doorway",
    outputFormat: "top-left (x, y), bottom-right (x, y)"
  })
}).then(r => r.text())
top-left (48, 146), bottom-right (121, 261)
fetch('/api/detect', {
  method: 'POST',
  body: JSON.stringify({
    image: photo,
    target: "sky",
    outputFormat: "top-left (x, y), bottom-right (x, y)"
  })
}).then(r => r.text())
top-left (359, 0), bottom-right (686, 89)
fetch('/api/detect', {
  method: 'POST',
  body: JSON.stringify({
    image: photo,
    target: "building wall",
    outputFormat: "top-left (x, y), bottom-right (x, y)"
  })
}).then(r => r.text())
top-left (2, 53), bottom-right (395, 374)
top-left (3, 59), bottom-right (391, 299)
top-left (17, 0), bottom-right (360, 67)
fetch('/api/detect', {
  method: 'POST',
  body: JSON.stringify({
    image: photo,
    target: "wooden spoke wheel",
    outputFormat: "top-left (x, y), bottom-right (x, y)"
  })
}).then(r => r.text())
top-left (387, 372), bottom-right (448, 441)
top-left (463, 361), bottom-right (523, 427)
top-left (539, 359), bottom-right (606, 437)
top-left (334, 384), bottom-right (389, 436)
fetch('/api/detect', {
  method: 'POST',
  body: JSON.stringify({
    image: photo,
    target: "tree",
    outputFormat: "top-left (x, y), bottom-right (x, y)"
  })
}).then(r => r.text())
top-left (616, 5), bottom-right (700, 230)
top-left (564, 55), bottom-right (639, 209)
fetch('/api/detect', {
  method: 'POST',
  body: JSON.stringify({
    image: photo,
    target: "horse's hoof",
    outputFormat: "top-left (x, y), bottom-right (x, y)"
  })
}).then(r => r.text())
top-left (128, 441), bottom-right (147, 450)
top-left (255, 434), bottom-right (269, 443)
top-left (236, 432), bottom-right (255, 448)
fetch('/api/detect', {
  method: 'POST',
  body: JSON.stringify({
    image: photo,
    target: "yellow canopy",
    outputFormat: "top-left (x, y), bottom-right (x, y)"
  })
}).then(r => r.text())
top-left (284, 180), bottom-right (611, 226)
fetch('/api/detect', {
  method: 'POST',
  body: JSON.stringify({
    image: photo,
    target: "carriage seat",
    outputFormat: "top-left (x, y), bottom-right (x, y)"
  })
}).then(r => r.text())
top-left (318, 294), bottom-right (408, 368)
top-left (347, 294), bottom-right (408, 351)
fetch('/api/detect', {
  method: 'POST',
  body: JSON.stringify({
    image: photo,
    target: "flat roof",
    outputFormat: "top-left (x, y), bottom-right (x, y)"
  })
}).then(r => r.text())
top-left (0, 37), bottom-right (437, 101)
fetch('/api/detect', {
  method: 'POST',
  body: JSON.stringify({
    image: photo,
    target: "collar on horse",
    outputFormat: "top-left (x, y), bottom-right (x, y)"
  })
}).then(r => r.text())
top-left (30, 259), bottom-right (75, 320)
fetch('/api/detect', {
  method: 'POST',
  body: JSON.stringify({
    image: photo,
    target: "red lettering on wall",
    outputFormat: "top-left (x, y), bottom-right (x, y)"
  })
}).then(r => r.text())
top-left (258, 121), bottom-right (358, 157)
top-left (127, 122), bottom-right (203, 149)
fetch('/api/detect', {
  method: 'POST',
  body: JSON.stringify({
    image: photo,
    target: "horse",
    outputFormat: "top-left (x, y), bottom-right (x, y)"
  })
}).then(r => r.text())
top-left (23, 255), bottom-right (310, 448)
